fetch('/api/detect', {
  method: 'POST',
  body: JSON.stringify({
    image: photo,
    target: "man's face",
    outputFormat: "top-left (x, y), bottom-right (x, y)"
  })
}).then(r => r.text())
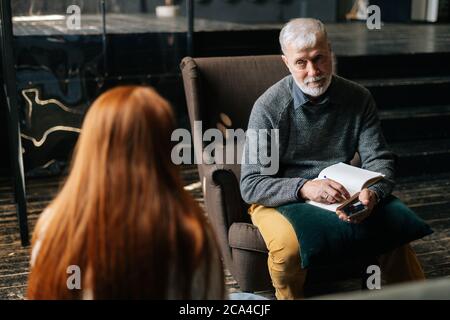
top-left (282, 35), bottom-right (333, 97)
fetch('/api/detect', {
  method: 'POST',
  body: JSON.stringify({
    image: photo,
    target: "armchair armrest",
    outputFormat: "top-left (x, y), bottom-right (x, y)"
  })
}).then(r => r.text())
top-left (228, 223), bottom-right (267, 253)
top-left (200, 162), bottom-right (250, 271)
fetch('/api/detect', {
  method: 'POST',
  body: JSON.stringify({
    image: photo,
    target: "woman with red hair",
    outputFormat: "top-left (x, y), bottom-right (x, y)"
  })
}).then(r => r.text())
top-left (27, 86), bottom-right (225, 299)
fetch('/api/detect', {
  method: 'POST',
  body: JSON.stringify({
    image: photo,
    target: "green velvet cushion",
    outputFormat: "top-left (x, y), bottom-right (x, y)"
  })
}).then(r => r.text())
top-left (276, 195), bottom-right (433, 269)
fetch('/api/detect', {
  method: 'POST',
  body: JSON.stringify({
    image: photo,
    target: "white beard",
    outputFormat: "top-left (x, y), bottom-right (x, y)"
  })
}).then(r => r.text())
top-left (294, 74), bottom-right (332, 98)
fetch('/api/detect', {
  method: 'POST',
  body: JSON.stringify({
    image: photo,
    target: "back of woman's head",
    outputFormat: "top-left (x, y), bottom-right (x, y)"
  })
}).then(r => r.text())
top-left (27, 86), bottom-right (223, 299)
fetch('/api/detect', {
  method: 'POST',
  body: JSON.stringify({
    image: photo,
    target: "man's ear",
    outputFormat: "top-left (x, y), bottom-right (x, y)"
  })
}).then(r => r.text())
top-left (282, 55), bottom-right (289, 68)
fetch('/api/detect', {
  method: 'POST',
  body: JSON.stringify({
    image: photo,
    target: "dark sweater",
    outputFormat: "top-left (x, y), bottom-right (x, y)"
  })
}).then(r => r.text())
top-left (240, 74), bottom-right (396, 207)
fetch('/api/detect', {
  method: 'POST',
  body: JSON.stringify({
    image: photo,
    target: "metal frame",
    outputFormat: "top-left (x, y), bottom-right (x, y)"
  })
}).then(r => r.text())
top-left (0, 0), bottom-right (29, 246)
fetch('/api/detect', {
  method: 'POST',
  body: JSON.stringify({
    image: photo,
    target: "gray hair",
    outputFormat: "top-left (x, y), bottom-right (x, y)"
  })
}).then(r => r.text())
top-left (279, 18), bottom-right (328, 54)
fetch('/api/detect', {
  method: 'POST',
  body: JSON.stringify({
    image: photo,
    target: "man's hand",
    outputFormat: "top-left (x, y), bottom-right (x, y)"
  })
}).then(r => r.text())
top-left (299, 179), bottom-right (351, 204)
top-left (337, 188), bottom-right (378, 224)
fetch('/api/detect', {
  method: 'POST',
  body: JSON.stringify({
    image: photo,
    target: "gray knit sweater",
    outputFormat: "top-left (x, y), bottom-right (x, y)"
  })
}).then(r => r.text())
top-left (240, 74), bottom-right (396, 207)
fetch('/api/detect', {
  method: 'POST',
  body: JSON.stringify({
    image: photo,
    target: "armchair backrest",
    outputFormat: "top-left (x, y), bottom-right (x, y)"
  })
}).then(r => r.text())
top-left (180, 55), bottom-right (290, 133)
top-left (180, 56), bottom-right (290, 267)
top-left (180, 54), bottom-right (290, 183)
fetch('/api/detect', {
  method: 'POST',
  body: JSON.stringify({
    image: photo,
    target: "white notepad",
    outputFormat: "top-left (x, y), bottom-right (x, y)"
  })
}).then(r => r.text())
top-left (306, 162), bottom-right (385, 212)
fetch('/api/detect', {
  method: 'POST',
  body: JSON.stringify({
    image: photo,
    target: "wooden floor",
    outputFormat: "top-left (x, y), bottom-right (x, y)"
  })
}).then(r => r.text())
top-left (1, 165), bottom-right (449, 299)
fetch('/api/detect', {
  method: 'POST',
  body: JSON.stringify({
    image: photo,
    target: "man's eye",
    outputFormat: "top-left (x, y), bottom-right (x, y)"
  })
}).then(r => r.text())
top-left (296, 60), bottom-right (306, 67)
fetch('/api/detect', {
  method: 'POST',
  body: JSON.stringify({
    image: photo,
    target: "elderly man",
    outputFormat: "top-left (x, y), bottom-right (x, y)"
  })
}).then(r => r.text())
top-left (240, 18), bottom-right (425, 300)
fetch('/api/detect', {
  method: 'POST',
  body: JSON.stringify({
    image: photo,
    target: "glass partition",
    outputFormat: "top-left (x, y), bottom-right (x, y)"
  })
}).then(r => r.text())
top-left (6, 0), bottom-right (189, 174)
top-left (11, 0), bottom-right (104, 172)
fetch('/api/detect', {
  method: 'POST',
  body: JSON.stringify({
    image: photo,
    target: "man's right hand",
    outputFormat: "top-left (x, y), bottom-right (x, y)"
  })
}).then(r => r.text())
top-left (299, 179), bottom-right (351, 204)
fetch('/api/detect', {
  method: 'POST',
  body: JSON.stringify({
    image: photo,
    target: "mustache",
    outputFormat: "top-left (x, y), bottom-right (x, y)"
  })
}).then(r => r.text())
top-left (304, 75), bottom-right (327, 85)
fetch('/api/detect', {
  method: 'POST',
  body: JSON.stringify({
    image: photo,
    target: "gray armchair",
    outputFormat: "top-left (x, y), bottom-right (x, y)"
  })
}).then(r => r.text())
top-left (180, 55), bottom-right (289, 292)
top-left (180, 55), bottom-right (374, 294)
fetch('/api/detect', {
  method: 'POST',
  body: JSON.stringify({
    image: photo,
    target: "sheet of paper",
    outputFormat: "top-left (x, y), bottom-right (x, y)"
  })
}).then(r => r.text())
top-left (318, 162), bottom-right (384, 195)
top-left (306, 199), bottom-right (341, 212)
top-left (305, 162), bottom-right (385, 212)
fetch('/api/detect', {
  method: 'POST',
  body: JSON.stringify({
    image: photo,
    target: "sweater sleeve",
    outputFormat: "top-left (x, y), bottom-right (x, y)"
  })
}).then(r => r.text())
top-left (240, 101), bottom-right (308, 207)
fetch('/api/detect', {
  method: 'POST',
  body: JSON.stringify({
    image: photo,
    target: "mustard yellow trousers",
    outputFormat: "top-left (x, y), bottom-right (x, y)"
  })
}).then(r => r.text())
top-left (249, 204), bottom-right (426, 300)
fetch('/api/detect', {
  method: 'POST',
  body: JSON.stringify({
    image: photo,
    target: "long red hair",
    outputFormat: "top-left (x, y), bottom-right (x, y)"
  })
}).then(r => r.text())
top-left (27, 86), bottom-right (224, 299)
